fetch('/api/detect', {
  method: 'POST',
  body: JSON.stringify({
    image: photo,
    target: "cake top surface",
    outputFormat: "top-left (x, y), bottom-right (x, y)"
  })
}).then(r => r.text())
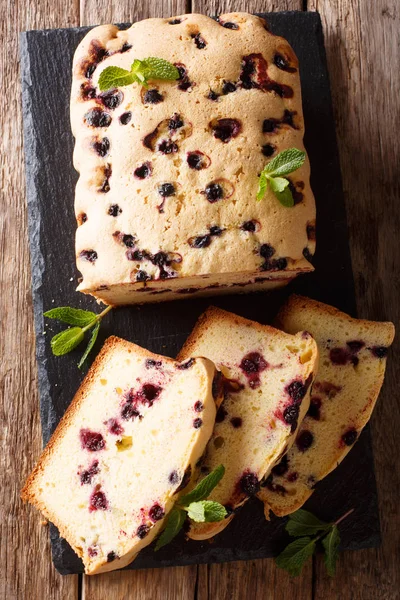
top-left (258, 295), bottom-right (395, 516)
top-left (71, 13), bottom-right (315, 293)
top-left (178, 306), bottom-right (318, 539)
top-left (22, 336), bottom-right (217, 573)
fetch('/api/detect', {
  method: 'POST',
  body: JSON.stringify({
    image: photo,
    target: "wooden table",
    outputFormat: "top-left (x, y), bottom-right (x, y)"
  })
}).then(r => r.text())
top-left (1, 0), bottom-right (399, 598)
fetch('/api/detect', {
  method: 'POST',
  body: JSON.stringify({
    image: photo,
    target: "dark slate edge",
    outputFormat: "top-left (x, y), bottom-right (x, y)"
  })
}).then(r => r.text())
top-left (20, 32), bottom-right (57, 443)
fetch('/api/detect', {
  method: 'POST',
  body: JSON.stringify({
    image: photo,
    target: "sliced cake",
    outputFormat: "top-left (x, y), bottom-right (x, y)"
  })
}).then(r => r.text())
top-left (257, 295), bottom-right (395, 517)
top-left (71, 13), bottom-right (315, 305)
top-left (177, 306), bottom-right (319, 539)
top-left (21, 337), bottom-right (217, 574)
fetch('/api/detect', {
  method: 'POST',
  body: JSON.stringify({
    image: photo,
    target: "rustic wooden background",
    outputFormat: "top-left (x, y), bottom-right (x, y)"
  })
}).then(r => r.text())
top-left (1, 0), bottom-right (399, 598)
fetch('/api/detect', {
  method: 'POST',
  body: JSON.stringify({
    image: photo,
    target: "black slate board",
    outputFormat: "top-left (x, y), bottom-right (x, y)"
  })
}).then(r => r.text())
top-left (20, 12), bottom-right (381, 575)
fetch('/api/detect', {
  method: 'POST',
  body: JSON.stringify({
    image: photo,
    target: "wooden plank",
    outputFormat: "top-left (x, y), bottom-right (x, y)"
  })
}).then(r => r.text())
top-left (308, 0), bottom-right (400, 597)
top-left (0, 0), bottom-right (78, 595)
top-left (191, 0), bottom-right (302, 13)
top-left (196, 560), bottom-right (312, 600)
top-left (81, 0), bottom-right (190, 26)
top-left (83, 566), bottom-right (197, 600)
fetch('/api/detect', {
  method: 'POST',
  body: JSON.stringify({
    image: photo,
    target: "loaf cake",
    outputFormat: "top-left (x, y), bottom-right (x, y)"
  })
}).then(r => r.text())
top-left (71, 13), bottom-right (316, 306)
top-left (257, 295), bottom-right (395, 517)
top-left (177, 306), bottom-right (319, 539)
top-left (21, 337), bottom-right (217, 574)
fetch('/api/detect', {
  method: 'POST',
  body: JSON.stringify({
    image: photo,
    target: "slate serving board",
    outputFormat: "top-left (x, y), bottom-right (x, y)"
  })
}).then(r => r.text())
top-left (20, 11), bottom-right (381, 575)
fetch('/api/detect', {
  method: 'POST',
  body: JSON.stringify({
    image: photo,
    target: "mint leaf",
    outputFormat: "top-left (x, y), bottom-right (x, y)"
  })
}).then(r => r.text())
top-left (186, 501), bottom-right (205, 522)
top-left (256, 173), bottom-right (268, 201)
top-left (131, 59), bottom-right (146, 84)
top-left (78, 321), bottom-right (100, 369)
top-left (50, 327), bottom-right (84, 356)
top-left (322, 525), bottom-right (340, 576)
top-left (98, 66), bottom-right (137, 91)
top-left (44, 307), bottom-right (96, 327)
top-left (154, 507), bottom-right (186, 551)
top-left (141, 57), bottom-right (180, 81)
top-left (275, 536), bottom-right (316, 577)
top-left (203, 501), bottom-right (227, 522)
top-left (257, 148), bottom-right (305, 205)
top-left (273, 186), bottom-right (295, 208)
top-left (179, 464), bottom-right (225, 505)
top-left (187, 500), bottom-right (227, 523)
top-left (98, 58), bottom-right (179, 92)
top-left (269, 176), bottom-right (290, 193)
top-left (262, 148), bottom-right (306, 177)
top-left (286, 509), bottom-right (330, 538)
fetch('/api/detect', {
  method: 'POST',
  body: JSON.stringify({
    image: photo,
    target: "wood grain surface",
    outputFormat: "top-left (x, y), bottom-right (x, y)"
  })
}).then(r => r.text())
top-left (1, 1), bottom-right (79, 599)
top-left (1, 0), bottom-right (398, 598)
top-left (309, 1), bottom-right (400, 596)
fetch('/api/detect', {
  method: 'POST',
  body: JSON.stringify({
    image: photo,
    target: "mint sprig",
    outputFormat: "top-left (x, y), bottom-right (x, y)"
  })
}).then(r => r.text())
top-left (186, 500), bottom-right (227, 523)
top-left (285, 508), bottom-right (331, 537)
top-left (98, 57), bottom-right (180, 92)
top-left (257, 148), bottom-right (306, 206)
top-left (179, 464), bottom-right (225, 505)
top-left (44, 304), bottom-right (112, 368)
top-left (154, 507), bottom-right (186, 551)
top-left (275, 508), bottom-right (354, 577)
top-left (155, 465), bottom-right (227, 551)
top-left (322, 525), bottom-right (340, 576)
top-left (276, 536), bottom-right (317, 577)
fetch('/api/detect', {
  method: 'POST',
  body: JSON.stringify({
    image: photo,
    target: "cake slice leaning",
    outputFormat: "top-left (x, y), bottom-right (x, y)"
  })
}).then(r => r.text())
top-left (177, 306), bottom-right (318, 540)
top-left (257, 295), bottom-right (395, 517)
top-left (21, 336), bottom-right (217, 574)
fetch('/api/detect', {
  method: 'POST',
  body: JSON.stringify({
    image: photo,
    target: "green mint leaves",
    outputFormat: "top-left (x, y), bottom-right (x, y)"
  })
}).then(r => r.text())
top-left (275, 508), bottom-right (354, 578)
top-left (186, 500), bottom-right (227, 523)
top-left (322, 525), bottom-right (340, 576)
top-left (44, 305), bottom-right (112, 368)
top-left (98, 66), bottom-right (137, 91)
top-left (285, 509), bottom-right (331, 537)
top-left (50, 327), bottom-right (84, 356)
top-left (98, 57), bottom-right (180, 92)
top-left (44, 306), bottom-right (97, 327)
top-left (154, 507), bottom-right (186, 551)
top-left (155, 465), bottom-right (227, 551)
top-left (276, 536), bottom-right (317, 577)
top-left (179, 464), bottom-right (225, 505)
top-left (257, 148), bottom-right (306, 207)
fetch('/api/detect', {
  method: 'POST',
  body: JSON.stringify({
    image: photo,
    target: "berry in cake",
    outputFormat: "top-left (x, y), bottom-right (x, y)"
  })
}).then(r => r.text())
top-left (119, 111), bottom-right (132, 125)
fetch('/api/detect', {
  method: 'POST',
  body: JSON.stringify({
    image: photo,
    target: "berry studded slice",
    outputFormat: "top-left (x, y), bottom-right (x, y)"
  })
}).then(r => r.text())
top-left (21, 337), bottom-right (217, 574)
top-left (177, 307), bottom-right (318, 540)
top-left (257, 295), bottom-right (395, 517)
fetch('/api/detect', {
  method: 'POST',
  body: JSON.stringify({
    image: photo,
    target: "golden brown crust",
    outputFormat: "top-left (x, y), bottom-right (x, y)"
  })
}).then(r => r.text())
top-left (276, 294), bottom-right (395, 342)
top-left (177, 305), bottom-right (298, 362)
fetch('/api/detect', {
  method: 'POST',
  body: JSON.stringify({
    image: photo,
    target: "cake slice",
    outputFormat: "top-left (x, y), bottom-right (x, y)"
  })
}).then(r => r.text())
top-left (257, 295), bottom-right (395, 517)
top-left (71, 13), bottom-right (315, 305)
top-left (21, 337), bottom-right (217, 574)
top-left (177, 307), bottom-right (318, 539)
